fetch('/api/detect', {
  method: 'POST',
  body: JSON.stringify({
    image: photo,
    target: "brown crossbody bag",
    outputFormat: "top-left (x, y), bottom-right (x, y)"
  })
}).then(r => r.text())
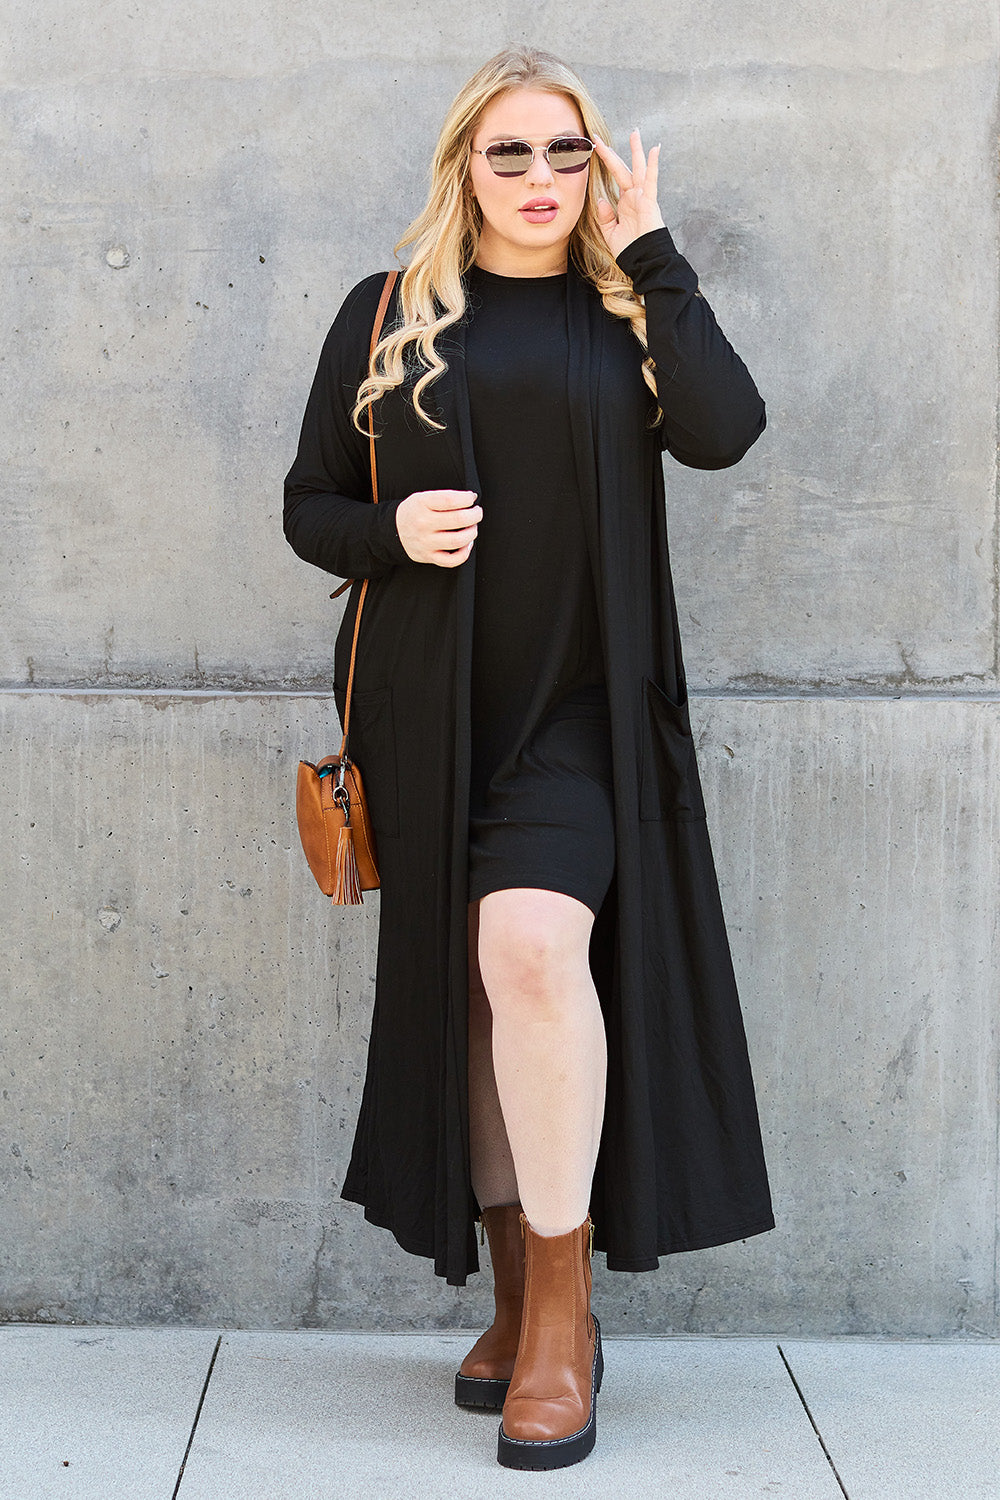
top-left (296, 269), bottom-right (400, 905)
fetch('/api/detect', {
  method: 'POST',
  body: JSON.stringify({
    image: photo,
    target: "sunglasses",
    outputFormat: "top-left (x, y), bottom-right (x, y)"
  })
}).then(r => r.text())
top-left (471, 136), bottom-right (595, 177)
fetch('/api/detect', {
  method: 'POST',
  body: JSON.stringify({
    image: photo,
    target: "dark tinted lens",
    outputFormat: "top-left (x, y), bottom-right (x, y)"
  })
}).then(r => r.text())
top-left (548, 137), bottom-right (593, 174)
top-left (484, 141), bottom-right (533, 176)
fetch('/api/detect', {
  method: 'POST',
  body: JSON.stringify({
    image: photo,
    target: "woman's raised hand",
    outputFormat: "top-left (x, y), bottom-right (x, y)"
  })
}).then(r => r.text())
top-left (592, 129), bottom-right (665, 260)
top-left (395, 489), bottom-right (482, 567)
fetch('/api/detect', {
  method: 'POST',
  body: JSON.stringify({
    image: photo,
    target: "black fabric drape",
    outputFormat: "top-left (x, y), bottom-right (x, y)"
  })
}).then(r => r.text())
top-left (283, 227), bottom-right (774, 1284)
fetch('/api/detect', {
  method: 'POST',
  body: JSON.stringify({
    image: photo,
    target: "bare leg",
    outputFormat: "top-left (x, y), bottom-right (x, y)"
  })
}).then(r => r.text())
top-left (476, 888), bottom-right (607, 1237)
top-left (467, 900), bottom-right (519, 1209)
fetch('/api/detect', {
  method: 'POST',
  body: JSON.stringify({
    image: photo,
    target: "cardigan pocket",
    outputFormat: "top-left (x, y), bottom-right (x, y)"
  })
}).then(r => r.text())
top-left (332, 683), bottom-right (400, 839)
top-left (639, 677), bottom-right (707, 822)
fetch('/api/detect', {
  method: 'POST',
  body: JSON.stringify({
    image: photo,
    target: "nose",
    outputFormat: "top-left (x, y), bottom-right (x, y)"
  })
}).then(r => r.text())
top-left (525, 148), bottom-right (556, 188)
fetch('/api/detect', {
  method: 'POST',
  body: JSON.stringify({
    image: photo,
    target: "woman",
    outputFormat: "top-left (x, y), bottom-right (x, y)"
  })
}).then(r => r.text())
top-left (284, 47), bottom-right (773, 1471)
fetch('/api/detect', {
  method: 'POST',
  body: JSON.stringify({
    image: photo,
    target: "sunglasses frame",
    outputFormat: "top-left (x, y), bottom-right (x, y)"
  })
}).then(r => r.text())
top-left (471, 136), bottom-right (595, 178)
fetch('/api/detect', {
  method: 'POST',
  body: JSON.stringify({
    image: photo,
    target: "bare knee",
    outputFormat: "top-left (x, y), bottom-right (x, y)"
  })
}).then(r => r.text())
top-left (477, 889), bottom-right (594, 1022)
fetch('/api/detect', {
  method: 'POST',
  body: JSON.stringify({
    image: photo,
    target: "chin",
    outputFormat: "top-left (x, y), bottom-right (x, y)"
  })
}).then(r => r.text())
top-left (515, 226), bottom-right (570, 252)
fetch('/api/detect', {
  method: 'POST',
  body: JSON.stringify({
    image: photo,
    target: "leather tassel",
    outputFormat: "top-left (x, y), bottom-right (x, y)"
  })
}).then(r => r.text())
top-left (331, 824), bottom-right (363, 905)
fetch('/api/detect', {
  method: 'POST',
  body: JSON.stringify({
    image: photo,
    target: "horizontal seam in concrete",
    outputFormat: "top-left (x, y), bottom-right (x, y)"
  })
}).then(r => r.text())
top-left (4, 687), bottom-right (1000, 703)
top-left (6, 56), bottom-right (995, 90)
top-left (696, 690), bottom-right (1000, 702)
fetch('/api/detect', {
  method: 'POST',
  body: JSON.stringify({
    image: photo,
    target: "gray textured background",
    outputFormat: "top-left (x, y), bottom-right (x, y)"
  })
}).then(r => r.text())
top-left (2, 3), bottom-right (998, 1335)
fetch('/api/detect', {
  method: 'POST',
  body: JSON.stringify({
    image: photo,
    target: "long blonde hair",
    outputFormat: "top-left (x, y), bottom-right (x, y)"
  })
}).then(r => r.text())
top-left (352, 47), bottom-right (658, 433)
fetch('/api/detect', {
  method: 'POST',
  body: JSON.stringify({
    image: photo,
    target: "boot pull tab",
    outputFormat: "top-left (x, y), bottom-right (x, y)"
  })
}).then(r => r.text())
top-left (519, 1212), bottom-right (527, 1240)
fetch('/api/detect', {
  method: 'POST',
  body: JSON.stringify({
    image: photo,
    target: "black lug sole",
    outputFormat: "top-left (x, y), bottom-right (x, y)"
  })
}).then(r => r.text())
top-left (454, 1372), bottom-right (511, 1410)
top-left (496, 1316), bottom-right (603, 1471)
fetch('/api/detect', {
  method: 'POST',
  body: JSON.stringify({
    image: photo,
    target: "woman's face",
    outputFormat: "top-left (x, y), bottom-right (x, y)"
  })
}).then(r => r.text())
top-left (468, 87), bottom-right (591, 276)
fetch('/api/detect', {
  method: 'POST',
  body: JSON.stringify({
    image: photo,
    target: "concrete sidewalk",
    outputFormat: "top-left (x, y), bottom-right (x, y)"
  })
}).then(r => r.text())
top-left (0, 1328), bottom-right (996, 1499)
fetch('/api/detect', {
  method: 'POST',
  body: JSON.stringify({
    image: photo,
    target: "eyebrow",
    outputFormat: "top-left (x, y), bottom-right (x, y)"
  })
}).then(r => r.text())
top-left (484, 132), bottom-right (583, 143)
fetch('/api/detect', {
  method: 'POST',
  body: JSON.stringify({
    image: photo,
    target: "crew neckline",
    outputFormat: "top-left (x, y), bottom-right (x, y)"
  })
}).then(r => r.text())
top-left (470, 264), bottom-right (568, 284)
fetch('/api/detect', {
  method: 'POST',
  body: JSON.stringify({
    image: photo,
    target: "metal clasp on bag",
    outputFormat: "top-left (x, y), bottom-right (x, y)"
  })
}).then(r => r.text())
top-left (317, 759), bottom-right (351, 817)
top-left (332, 758), bottom-right (351, 817)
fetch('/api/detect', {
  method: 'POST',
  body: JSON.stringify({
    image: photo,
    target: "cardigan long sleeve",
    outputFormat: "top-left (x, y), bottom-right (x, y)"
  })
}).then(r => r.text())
top-left (616, 227), bottom-right (766, 470)
top-left (284, 231), bottom-right (765, 582)
top-left (283, 274), bottom-right (412, 580)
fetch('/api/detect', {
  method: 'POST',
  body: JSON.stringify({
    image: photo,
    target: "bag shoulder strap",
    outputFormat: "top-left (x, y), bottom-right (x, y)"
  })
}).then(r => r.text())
top-left (337, 269), bottom-right (400, 757)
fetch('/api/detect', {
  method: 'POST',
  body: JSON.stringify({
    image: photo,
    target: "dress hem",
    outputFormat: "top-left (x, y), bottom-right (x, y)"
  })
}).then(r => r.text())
top-left (341, 1187), bottom-right (775, 1285)
top-left (602, 1212), bottom-right (776, 1272)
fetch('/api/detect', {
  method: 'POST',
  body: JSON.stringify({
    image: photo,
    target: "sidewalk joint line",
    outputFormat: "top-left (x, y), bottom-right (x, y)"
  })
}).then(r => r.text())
top-left (171, 1332), bottom-right (222, 1498)
top-left (777, 1344), bottom-right (851, 1499)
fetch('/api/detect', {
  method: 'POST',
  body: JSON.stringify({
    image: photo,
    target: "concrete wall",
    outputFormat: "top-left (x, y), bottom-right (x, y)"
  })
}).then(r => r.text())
top-left (2, 3), bottom-right (997, 1334)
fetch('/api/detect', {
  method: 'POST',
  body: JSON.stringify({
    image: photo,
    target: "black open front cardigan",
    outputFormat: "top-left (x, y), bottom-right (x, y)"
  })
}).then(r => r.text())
top-left (284, 227), bottom-right (773, 1284)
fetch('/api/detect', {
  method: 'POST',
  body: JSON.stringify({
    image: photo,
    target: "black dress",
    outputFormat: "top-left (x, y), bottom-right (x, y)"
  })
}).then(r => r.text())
top-left (283, 230), bottom-right (774, 1281)
top-left (464, 266), bottom-right (615, 917)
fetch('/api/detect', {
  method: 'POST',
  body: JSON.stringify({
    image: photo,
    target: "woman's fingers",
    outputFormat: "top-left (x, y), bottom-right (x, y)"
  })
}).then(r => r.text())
top-left (395, 489), bottom-right (482, 565)
top-left (432, 535), bottom-right (475, 566)
top-left (594, 130), bottom-right (652, 205)
top-left (645, 142), bottom-right (660, 201)
top-left (421, 489), bottom-right (479, 521)
top-left (592, 137), bottom-right (632, 194)
top-left (428, 488), bottom-right (479, 509)
top-left (593, 130), bottom-right (665, 252)
top-left (629, 127), bottom-right (647, 188)
top-left (438, 522), bottom-right (479, 547)
top-left (434, 542), bottom-right (474, 567)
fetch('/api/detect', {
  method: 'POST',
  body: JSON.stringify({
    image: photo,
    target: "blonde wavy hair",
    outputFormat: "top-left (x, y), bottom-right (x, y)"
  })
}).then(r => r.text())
top-left (352, 46), bottom-right (658, 433)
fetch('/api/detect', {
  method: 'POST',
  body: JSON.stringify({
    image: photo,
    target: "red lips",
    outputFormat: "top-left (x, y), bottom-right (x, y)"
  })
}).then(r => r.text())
top-left (519, 198), bottom-right (559, 225)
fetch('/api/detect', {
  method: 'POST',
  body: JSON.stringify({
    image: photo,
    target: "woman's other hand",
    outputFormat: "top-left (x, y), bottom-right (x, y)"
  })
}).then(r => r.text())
top-left (395, 489), bottom-right (482, 566)
top-left (593, 130), bottom-right (665, 259)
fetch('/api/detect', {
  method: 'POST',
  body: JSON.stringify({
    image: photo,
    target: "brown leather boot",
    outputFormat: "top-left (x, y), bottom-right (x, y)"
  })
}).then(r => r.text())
top-left (454, 1203), bottom-right (526, 1410)
top-left (497, 1214), bottom-right (603, 1470)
